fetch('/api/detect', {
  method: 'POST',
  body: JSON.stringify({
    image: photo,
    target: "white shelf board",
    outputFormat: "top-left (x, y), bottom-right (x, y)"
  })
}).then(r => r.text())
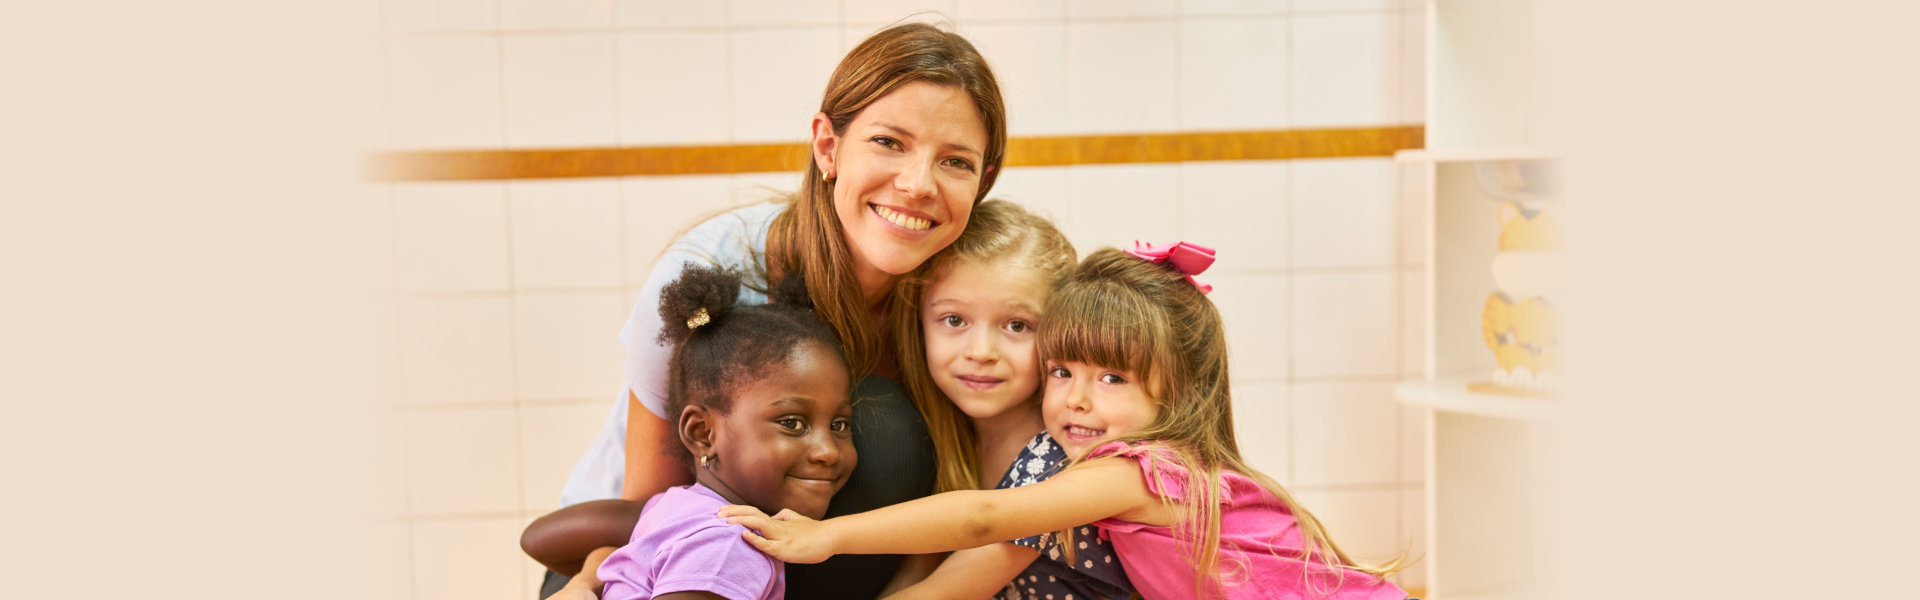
top-left (1395, 377), bottom-right (1558, 421)
top-left (1395, 146), bottom-right (1555, 164)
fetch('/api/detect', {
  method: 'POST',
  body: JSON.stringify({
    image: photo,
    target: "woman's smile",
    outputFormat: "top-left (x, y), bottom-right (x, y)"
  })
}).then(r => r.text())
top-left (872, 204), bottom-right (935, 231)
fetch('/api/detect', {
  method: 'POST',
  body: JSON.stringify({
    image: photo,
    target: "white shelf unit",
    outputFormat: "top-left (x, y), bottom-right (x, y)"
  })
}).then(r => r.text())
top-left (1400, 1), bottom-right (1557, 599)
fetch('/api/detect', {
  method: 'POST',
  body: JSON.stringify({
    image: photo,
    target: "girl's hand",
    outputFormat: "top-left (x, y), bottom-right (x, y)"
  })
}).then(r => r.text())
top-left (717, 505), bottom-right (837, 564)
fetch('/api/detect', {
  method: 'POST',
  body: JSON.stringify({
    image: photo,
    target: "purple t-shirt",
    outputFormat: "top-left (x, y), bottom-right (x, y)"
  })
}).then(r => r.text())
top-left (597, 484), bottom-right (782, 600)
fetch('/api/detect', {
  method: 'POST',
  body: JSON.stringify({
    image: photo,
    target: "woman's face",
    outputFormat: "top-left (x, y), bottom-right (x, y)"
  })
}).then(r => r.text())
top-left (815, 81), bottom-right (990, 295)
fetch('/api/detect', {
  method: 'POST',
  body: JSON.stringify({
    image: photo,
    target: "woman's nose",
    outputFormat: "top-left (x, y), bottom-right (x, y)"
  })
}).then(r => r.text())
top-left (895, 157), bottom-right (936, 199)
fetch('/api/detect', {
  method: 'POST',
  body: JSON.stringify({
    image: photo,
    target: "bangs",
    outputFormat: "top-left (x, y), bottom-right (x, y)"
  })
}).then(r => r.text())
top-left (1039, 278), bottom-right (1163, 380)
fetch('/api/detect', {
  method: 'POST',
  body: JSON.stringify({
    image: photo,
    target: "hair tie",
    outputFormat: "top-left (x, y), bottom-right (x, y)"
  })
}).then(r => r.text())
top-left (1124, 241), bottom-right (1216, 294)
top-left (686, 307), bottom-right (711, 330)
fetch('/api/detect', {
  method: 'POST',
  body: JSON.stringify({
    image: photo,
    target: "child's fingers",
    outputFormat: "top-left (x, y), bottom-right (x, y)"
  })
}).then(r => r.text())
top-left (771, 508), bottom-right (801, 521)
top-left (739, 527), bottom-right (773, 550)
top-left (716, 504), bottom-right (767, 519)
top-left (725, 514), bottom-right (776, 535)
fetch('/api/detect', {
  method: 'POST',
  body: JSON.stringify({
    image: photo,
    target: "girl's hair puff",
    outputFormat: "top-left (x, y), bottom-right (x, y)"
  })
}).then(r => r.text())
top-left (764, 21), bottom-right (1007, 378)
top-left (1041, 248), bottom-right (1406, 594)
top-left (656, 264), bottom-right (848, 468)
top-left (890, 199), bottom-right (1075, 493)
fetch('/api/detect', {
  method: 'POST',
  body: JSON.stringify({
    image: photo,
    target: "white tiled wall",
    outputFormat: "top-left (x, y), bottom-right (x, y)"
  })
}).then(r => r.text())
top-left (378, 1), bottom-right (1427, 595)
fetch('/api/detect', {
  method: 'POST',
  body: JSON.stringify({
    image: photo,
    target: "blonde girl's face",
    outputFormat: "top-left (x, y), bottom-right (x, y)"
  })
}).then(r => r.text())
top-left (922, 258), bottom-right (1048, 422)
top-left (1041, 360), bottom-right (1160, 458)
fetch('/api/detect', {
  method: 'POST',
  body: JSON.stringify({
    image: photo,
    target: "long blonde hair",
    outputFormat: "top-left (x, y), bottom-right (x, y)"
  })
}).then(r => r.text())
top-left (1041, 248), bottom-right (1407, 594)
top-left (891, 200), bottom-right (1076, 493)
top-left (763, 22), bottom-right (1008, 376)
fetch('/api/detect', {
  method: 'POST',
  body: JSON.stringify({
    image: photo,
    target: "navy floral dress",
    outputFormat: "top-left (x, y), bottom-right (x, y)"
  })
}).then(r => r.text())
top-left (993, 432), bottom-right (1134, 600)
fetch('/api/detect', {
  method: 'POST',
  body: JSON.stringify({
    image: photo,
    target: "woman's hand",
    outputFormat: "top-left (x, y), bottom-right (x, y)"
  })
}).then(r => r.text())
top-left (718, 505), bottom-right (837, 564)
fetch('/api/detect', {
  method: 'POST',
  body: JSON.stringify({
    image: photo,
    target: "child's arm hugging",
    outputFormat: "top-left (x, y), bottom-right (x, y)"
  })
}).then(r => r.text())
top-left (718, 456), bottom-right (1180, 564)
top-left (883, 543), bottom-right (1038, 599)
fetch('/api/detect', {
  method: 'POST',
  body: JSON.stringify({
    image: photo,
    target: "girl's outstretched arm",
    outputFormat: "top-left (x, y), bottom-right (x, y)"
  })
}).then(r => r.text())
top-left (884, 543), bottom-right (1036, 600)
top-left (720, 456), bottom-right (1176, 563)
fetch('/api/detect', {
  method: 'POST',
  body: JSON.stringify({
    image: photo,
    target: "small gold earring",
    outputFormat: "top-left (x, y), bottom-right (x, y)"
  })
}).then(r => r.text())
top-left (698, 454), bottom-right (712, 469)
top-left (822, 170), bottom-right (834, 183)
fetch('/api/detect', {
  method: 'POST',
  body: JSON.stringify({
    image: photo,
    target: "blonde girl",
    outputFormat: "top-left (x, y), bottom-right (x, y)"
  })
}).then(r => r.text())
top-left (723, 244), bottom-right (1410, 600)
top-left (887, 199), bottom-right (1131, 599)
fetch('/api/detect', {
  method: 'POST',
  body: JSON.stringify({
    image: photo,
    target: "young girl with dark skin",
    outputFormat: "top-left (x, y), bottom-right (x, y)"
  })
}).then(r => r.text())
top-left (587, 265), bottom-right (852, 600)
top-left (590, 264), bottom-right (856, 600)
top-left (523, 21), bottom-right (1008, 600)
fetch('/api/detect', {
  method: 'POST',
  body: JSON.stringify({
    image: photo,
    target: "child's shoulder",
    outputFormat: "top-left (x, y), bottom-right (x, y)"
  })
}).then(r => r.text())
top-left (1086, 441), bottom-right (1201, 501)
top-left (996, 431), bottom-right (1067, 490)
top-left (642, 487), bottom-right (778, 564)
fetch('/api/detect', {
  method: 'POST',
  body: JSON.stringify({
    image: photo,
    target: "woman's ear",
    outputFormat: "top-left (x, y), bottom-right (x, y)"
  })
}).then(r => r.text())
top-left (679, 404), bottom-right (715, 459)
top-left (810, 112), bottom-right (838, 178)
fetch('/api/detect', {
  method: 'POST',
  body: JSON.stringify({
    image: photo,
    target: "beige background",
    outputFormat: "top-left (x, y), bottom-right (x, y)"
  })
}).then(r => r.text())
top-left (6, 1), bottom-right (1918, 599)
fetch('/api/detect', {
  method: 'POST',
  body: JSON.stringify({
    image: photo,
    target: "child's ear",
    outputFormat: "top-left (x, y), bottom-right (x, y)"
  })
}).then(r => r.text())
top-left (679, 405), bottom-right (715, 459)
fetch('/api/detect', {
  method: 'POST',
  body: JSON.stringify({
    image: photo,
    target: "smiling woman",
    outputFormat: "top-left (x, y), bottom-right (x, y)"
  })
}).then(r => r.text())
top-left (818, 80), bottom-right (989, 298)
top-left (520, 21), bottom-right (1009, 600)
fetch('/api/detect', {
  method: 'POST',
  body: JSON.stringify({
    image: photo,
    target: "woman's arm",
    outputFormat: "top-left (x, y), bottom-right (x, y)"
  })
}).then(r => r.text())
top-left (621, 390), bottom-right (693, 500)
top-left (521, 499), bottom-right (643, 575)
top-left (883, 543), bottom-right (1037, 600)
top-left (721, 457), bottom-right (1175, 563)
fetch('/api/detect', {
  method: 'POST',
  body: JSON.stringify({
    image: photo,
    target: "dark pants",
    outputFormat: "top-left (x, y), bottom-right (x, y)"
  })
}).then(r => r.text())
top-left (539, 376), bottom-right (935, 600)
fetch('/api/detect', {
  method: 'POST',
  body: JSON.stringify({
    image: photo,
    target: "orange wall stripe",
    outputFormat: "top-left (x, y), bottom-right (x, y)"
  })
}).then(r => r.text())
top-left (367, 126), bottom-right (1423, 182)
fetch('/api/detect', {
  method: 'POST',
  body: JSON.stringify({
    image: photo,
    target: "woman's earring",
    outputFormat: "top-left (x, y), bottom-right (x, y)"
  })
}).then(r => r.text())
top-left (821, 170), bottom-right (834, 183)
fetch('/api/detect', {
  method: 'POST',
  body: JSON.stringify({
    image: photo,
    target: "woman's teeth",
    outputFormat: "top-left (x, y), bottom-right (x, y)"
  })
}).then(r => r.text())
top-left (873, 205), bottom-right (932, 231)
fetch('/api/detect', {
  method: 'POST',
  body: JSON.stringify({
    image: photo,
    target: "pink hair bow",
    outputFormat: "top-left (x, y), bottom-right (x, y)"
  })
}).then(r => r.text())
top-left (1124, 241), bottom-right (1216, 294)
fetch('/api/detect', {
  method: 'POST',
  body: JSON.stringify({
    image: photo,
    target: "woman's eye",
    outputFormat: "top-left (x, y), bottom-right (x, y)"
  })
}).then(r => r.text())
top-left (1099, 373), bottom-right (1127, 385)
top-left (1004, 320), bottom-right (1030, 334)
top-left (941, 315), bottom-right (964, 328)
top-left (942, 157), bottom-right (977, 173)
top-left (871, 136), bottom-right (901, 150)
top-left (776, 417), bottom-right (804, 432)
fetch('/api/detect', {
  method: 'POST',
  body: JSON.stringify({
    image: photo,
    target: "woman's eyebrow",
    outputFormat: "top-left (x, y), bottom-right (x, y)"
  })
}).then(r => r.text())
top-left (871, 122), bottom-right (982, 158)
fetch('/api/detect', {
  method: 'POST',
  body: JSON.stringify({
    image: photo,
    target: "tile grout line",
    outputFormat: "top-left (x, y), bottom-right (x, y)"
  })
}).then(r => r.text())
top-left (497, 8), bottom-right (533, 589)
top-left (1284, 9), bottom-right (1298, 485)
